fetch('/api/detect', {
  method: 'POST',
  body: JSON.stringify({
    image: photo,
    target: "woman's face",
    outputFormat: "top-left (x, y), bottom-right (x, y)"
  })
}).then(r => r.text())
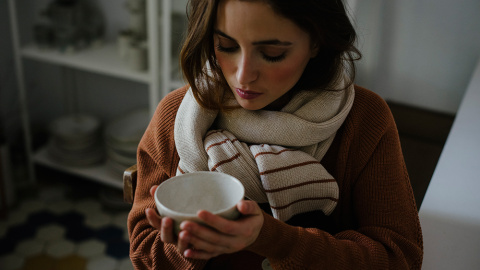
top-left (214, 0), bottom-right (317, 110)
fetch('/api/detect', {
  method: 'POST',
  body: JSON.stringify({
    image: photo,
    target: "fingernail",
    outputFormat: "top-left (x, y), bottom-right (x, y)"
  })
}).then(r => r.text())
top-left (180, 222), bottom-right (189, 231)
top-left (184, 249), bottom-right (193, 258)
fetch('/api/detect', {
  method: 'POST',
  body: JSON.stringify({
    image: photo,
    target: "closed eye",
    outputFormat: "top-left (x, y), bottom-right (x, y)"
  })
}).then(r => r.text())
top-left (215, 44), bottom-right (239, 53)
top-left (262, 53), bottom-right (286, 63)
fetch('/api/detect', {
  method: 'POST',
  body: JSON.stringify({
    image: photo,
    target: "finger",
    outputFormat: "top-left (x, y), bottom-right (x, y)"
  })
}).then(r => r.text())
top-left (149, 185), bottom-right (158, 197)
top-left (196, 211), bottom-right (238, 235)
top-left (184, 248), bottom-right (217, 260)
top-left (146, 208), bottom-right (162, 229)
top-left (237, 200), bottom-right (261, 216)
top-left (160, 217), bottom-right (176, 244)
top-left (180, 220), bottom-right (235, 252)
top-left (177, 230), bottom-right (191, 254)
top-left (186, 232), bottom-right (229, 254)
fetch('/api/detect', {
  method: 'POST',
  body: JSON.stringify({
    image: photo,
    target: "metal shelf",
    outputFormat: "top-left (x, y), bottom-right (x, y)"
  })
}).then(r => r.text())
top-left (8, 0), bottom-right (186, 186)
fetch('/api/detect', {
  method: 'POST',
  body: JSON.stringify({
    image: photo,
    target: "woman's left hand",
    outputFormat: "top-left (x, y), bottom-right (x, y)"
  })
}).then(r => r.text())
top-left (178, 200), bottom-right (264, 260)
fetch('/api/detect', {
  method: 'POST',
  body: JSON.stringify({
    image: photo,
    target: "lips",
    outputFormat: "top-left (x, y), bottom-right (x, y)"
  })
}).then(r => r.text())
top-left (235, 88), bottom-right (262, 100)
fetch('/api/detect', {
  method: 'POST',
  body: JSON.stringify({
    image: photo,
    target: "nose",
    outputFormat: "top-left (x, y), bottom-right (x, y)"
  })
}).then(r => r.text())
top-left (236, 53), bottom-right (258, 85)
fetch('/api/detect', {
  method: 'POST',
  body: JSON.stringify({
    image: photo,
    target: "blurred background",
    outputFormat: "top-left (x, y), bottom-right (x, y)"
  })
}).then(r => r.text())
top-left (0, 0), bottom-right (479, 269)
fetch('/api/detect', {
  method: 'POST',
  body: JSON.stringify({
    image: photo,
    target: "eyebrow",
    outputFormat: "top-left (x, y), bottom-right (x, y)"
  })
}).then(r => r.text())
top-left (214, 29), bottom-right (293, 46)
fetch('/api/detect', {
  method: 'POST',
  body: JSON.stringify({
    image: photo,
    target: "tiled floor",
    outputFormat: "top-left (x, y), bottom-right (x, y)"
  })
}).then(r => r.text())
top-left (0, 167), bottom-right (133, 270)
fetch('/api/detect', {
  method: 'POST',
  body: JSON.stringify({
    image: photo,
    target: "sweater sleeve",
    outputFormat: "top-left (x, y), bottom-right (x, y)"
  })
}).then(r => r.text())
top-left (127, 87), bottom-right (208, 270)
top-left (246, 89), bottom-right (423, 269)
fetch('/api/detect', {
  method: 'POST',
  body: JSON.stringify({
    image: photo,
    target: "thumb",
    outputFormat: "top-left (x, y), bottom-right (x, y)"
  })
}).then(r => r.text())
top-left (149, 185), bottom-right (158, 197)
top-left (237, 200), bottom-right (261, 216)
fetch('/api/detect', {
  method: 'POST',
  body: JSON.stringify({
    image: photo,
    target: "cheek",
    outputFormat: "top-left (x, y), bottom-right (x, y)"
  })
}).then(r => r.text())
top-left (266, 60), bottom-right (306, 86)
top-left (215, 53), bottom-right (233, 75)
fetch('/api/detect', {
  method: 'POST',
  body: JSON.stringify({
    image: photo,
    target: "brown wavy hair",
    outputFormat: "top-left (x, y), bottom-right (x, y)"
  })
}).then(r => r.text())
top-left (180, 0), bottom-right (361, 111)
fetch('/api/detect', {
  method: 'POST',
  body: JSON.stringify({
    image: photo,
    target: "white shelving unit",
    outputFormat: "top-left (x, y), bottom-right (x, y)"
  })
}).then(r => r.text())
top-left (8, 0), bottom-right (187, 189)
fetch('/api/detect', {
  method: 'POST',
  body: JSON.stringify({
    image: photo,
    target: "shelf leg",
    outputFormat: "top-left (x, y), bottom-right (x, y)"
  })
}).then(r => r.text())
top-left (7, 0), bottom-right (36, 185)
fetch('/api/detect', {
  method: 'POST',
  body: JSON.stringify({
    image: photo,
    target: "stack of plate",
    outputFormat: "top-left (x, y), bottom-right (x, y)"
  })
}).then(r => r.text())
top-left (105, 109), bottom-right (150, 175)
top-left (47, 114), bottom-right (104, 166)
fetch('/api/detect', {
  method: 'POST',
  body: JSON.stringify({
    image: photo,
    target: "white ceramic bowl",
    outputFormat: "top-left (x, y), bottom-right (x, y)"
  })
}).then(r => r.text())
top-left (154, 171), bottom-right (245, 234)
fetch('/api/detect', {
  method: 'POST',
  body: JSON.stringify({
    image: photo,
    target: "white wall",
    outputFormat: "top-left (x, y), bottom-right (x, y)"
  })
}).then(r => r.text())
top-left (354, 0), bottom-right (480, 114)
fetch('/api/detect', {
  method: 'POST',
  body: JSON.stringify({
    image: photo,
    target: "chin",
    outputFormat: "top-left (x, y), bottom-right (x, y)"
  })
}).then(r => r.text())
top-left (238, 101), bottom-right (265, 111)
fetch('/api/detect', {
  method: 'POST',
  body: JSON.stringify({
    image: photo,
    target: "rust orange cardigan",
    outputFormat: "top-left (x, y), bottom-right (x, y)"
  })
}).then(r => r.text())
top-left (128, 85), bottom-right (423, 269)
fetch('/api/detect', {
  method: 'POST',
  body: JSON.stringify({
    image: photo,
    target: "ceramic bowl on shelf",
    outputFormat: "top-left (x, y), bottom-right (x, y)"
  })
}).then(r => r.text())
top-left (49, 114), bottom-right (101, 142)
top-left (104, 108), bottom-right (149, 175)
top-left (105, 109), bottom-right (149, 146)
top-left (47, 114), bottom-right (105, 167)
top-left (47, 139), bottom-right (104, 167)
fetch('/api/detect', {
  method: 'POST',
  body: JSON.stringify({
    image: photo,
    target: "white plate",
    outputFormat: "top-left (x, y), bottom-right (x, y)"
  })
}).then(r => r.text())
top-left (106, 147), bottom-right (137, 166)
top-left (106, 159), bottom-right (130, 175)
top-left (105, 108), bottom-right (149, 145)
top-left (47, 140), bottom-right (104, 167)
top-left (50, 114), bottom-right (101, 143)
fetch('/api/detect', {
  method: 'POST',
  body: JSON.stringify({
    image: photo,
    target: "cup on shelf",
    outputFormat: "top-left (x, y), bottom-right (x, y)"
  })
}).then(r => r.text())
top-left (129, 13), bottom-right (147, 38)
top-left (117, 30), bottom-right (133, 59)
top-left (127, 41), bottom-right (148, 71)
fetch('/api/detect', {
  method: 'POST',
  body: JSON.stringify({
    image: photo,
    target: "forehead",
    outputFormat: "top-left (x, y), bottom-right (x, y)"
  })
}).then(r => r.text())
top-left (215, 0), bottom-right (307, 42)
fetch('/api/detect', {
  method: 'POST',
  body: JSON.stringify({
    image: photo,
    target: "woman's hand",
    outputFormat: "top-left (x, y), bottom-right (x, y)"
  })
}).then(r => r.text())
top-left (146, 185), bottom-right (264, 260)
top-left (145, 185), bottom-right (191, 254)
top-left (178, 200), bottom-right (264, 260)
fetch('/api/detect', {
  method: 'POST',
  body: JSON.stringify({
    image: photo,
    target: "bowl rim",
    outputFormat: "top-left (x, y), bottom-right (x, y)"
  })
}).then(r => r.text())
top-left (154, 171), bottom-right (245, 218)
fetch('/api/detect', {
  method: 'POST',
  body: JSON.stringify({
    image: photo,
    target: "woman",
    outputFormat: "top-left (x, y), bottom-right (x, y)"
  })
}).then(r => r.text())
top-left (128, 0), bottom-right (423, 269)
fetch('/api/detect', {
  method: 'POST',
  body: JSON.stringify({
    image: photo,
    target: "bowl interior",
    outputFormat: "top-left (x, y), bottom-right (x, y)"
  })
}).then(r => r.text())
top-left (155, 172), bottom-right (244, 216)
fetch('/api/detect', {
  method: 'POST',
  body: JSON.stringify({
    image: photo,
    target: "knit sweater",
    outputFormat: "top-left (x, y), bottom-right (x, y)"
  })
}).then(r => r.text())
top-left (128, 85), bottom-right (423, 269)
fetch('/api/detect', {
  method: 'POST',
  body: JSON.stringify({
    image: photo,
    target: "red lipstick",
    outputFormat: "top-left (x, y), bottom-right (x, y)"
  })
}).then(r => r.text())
top-left (236, 88), bottom-right (262, 100)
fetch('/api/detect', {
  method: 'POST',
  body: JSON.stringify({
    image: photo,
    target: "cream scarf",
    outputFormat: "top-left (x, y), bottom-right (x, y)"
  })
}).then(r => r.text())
top-left (174, 83), bottom-right (354, 221)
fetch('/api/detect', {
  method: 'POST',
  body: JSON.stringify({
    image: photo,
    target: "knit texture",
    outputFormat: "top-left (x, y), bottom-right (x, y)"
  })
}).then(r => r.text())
top-left (174, 86), bottom-right (354, 221)
top-left (128, 85), bottom-right (423, 270)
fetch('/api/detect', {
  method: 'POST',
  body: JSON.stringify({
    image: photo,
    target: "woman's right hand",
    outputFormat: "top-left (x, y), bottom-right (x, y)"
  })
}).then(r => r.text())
top-left (145, 185), bottom-right (191, 255)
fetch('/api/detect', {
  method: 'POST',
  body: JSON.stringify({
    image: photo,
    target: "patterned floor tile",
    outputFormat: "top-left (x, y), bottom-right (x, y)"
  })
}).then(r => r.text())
top-left (39, 186), bottom-right (67, 200)
top-left (46, 239), bottom-right (76, 258)
top-left (87, 254), bottom-right (118, 270)
top-left (0, 253), bottom-right (25, 270)
top-left (46, 200), bottom-right (74, 215)
top-left (5, 222), bottom-right (38, 247)
top-left (27, 211), bottom-right (59, 228)
top-left (105, 238), bottom-right (130, 259)
top-left (15, 239), bottom-right (44, 256)
top-left (118, 257), bottom-right (135, 270)
top-left (111, 212), bottom-right (129, 230)
top-left (19, 199), bottom-right (47, 214)
top-left (5, 210), bottom-right (29, 227)
top-left (85, 212), bottom-right (112, 229)
top-left (36, 224), bottom-right (66, 242)
top-left (77, 239), bottom-right (106, 258)
top-left (74, 199), bottom-right (103, 216)
top-left (0, 169), bottom-right (133, 270)
top-left (22, 253), bottom-right (56, 270)
top-left (54, 254), bottom-right (87, 270)
top-left (0, 222), bottom-right (7, 239)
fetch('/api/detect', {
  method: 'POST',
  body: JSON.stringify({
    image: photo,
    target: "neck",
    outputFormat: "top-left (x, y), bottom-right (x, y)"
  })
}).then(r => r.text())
top-left (263, 90), bottom-right (295, 111)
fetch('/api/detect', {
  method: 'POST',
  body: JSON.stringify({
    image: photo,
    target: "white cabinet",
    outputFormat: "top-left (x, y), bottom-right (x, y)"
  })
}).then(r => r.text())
top-left (8, 0), bottom-right (187, 189)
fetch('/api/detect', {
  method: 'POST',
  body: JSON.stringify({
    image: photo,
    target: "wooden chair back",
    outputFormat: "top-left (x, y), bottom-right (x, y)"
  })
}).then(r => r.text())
top-left (123, 164), bottom-right (137, 204)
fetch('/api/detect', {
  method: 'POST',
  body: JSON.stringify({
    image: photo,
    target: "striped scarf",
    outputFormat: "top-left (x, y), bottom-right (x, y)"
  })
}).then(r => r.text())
top-left (174, 84), bottom-right (354, 221)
